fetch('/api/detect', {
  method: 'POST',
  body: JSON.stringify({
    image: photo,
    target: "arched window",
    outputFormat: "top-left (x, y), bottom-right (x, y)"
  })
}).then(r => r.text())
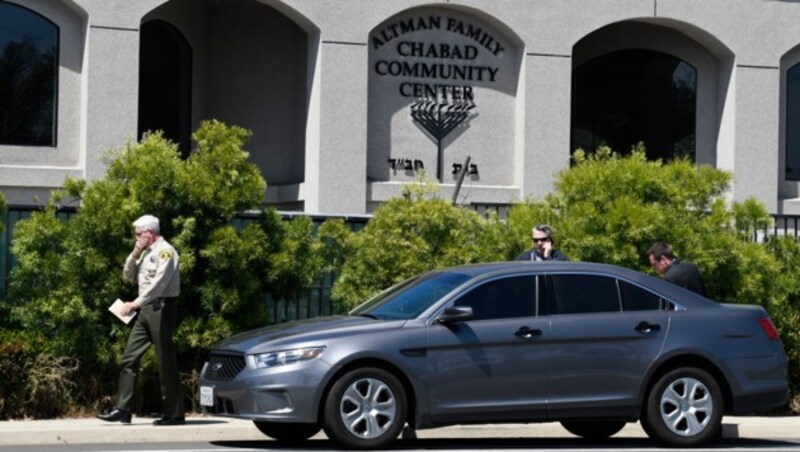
top-left (0, 1), bottom-right (58, 146)
top-left (572, 49), bottom-right (696, 161)
top-left (138, 20), bottom-right (192, 157)
top-left (786, 62), bottom-right (800, 180)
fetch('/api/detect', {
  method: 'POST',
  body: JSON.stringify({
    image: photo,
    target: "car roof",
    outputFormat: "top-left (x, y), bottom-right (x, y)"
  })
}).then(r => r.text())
top-left (438, 261), bottom-right (716, 309)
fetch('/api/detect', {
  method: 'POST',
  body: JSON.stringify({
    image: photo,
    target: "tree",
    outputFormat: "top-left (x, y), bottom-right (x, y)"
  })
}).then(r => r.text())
top-left (320, 177), bottom-right (514, 311)
top-left (0, 191), bottom-right (5, 231)
top-left (508, 146), bottom-right (800, 398)
top-left (0, 190), bottom-right (5, 309)
top-left (6, 121), bottom-right (324, 417)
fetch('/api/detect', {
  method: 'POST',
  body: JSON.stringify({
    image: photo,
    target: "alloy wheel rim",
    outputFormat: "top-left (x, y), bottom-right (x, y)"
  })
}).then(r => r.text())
top-left (659, 376), bottom-right (713, 437)
top-left (339, 377), bottom-right (397, 439)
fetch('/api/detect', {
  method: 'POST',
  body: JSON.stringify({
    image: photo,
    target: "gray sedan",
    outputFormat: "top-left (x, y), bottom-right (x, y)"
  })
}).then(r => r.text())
top-left (198, 261), bottom-right (789, 449)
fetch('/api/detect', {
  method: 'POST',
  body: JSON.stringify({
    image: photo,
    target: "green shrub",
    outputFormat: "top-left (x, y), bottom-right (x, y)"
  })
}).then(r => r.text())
top-left (508, 147), bottom-right (800, 405)
top-left (765, 236), bottom-right (800, 398)
top-left (322, 177), bottom-right (514, 311)
top-left (0, 191), bottom-right (6, 313)
top-left (0, 330), bottom-right (51, 419)
top-left (7, 121), bottom-right (324, 417)
top-left (0, 191), bottom-right (5, 233)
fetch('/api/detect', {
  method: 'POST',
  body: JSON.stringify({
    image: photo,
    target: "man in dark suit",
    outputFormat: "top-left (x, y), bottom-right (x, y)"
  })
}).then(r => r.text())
top-left (647, 242), bottom-right (706, 296)
top-left (516, 224), bottom-right (569, 261)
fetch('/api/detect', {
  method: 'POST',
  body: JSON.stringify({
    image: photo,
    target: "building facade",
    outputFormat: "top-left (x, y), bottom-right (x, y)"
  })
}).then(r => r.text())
top-left (3, 0), bottom-right (800, 214)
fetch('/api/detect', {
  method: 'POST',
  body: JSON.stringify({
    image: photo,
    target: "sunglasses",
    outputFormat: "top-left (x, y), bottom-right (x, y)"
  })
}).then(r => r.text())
top-left (532, 237), bottom-right (550, 243)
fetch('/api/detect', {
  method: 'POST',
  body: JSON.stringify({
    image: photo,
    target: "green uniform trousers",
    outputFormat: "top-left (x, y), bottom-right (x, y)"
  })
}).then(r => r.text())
top-left (115, 299), bottom-right (183, 418)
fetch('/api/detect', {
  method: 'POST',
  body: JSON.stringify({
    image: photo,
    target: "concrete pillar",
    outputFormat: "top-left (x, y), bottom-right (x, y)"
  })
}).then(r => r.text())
top-left (83, 25), bottom-right (140, 181)
top-left (304, 41), bottom-right (368, 213)
top-left (733, 65), bottom-right (780, 212)
top-left (523, 53), bottom-right (572, 198)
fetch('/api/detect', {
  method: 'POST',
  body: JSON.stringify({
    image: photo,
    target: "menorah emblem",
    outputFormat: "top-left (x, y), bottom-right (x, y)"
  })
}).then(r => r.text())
top-left (410, 98), bottom-right (476, 181)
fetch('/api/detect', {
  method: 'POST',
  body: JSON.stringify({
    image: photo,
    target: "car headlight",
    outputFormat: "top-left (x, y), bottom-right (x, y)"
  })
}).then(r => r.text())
top-left (253, 346), bottom-right (326, 368)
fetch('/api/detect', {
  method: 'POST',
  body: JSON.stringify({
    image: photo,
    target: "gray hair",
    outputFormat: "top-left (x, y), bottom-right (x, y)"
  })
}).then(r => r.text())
top-left (133, 214), bottom-right (160, 234)
top-left (531, 224), bottom-right (552, 239)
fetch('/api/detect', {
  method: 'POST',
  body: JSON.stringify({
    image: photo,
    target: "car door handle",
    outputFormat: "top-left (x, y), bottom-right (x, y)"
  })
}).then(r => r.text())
top-left (514, 326), bottom-right (543, 339)
top-left (634, 321), bottom-right (662, 334)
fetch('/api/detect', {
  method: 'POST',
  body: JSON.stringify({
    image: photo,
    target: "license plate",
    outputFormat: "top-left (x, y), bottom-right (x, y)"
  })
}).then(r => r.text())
top-left (200, 386), bottom-right (215, 407)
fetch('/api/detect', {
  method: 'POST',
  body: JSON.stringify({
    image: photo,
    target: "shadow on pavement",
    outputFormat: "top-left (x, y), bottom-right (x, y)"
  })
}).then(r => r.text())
top-left (183, 419), bottom-right (231, 425)
top-left (212, 436), bottom-right (800, 450)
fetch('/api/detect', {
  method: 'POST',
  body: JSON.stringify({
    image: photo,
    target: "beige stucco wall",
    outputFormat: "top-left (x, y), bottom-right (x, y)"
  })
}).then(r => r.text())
top-left (3, 0), bottom-right (800, 214)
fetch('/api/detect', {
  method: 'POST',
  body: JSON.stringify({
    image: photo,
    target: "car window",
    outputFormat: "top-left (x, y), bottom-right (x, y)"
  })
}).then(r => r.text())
top-left (453, 276), bottom-right (536, 321)
top-left (551, 274), bottom-right (620, 314)
top-left (619, 280), bottom-right (674, 311)
top-left (356, 272), bottom-right (470, 320)
top-left (536, 275), bottom-right (547, 316)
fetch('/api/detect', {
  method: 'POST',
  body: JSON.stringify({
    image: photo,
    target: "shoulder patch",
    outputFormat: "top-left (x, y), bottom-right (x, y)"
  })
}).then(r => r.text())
top-left (159, 250), bottom-right (172, 260)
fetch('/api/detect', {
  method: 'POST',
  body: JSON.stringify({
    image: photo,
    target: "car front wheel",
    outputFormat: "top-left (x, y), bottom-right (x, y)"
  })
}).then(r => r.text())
top-left (644, 367), bottom-right (722, 447)
top-left (561, 420), bottom-right (626, 439)
top-left (253, 421), bottom-right (320, 442)
top-left (323, 367), bottom-right (407, 449)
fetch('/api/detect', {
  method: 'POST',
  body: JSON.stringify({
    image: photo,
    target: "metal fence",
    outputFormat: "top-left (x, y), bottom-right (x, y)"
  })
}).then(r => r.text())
top-left (232, 210), bottom-right (370, 323)
top-left (0, 206), bottom-right (78, 301)
top-left (0, 206), bottom-right (368, 324)
top-left (5, 203), bottom-right (798, 324)
top-left (771, 214), bottom-right (800, 240)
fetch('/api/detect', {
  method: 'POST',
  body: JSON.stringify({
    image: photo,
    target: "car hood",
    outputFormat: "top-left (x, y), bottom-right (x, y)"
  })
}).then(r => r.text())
top-left (212, 315), bottom-right (403, 354)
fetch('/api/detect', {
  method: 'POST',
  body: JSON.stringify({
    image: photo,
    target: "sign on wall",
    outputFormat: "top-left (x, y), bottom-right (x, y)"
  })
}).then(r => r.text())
top-left (367, 8), bottom-right (520, 186)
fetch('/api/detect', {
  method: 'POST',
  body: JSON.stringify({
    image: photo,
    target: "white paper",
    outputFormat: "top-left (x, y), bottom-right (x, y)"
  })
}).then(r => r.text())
top-left (108, 298), bottom-right (136, 324)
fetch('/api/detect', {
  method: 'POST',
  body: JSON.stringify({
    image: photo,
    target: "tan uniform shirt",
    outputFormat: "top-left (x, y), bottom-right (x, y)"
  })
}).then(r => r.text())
top-left (123, 237), bottom-right (180, 307)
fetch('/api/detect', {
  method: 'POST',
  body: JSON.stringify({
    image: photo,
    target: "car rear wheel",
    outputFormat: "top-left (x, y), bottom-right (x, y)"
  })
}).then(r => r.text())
top-left (644, 367), bottom-right (722, 447)
top-left (253, 421), bottom-right (320, 442)
top-left (323, 367), bottom-right (407, 449)
top-left (561, 420), bottom-right (626, 439)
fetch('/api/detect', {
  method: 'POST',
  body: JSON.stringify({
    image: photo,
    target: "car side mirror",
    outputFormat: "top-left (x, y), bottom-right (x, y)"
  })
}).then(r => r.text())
top-left (437, 305), bottom-right (474, 324)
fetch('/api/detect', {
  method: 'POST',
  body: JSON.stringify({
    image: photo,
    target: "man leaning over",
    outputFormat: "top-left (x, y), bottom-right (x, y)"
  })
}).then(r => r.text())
top-left (647, 242), bottom-right (706, 296)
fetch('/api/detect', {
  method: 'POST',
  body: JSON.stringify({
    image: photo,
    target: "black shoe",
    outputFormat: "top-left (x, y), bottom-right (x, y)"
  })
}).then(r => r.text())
top-left (153, 416), bottom-right (185, 426)
top-left (97, 408), bottom-right (131, 424)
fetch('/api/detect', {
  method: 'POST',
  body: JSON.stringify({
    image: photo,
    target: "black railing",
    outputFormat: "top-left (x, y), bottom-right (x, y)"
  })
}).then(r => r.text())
top-left (0, 206), bottom-right (367, 324)
top-left (4, 204), bottom-right (800, 323)
top-left (771, 214), bottom-right (800, 240)
top-left (467, 202), bottom-right (512, 219)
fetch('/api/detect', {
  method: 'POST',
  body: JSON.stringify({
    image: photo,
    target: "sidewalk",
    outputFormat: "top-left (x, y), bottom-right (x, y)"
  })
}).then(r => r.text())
top-left (0, 415), bottom-right (798, 446)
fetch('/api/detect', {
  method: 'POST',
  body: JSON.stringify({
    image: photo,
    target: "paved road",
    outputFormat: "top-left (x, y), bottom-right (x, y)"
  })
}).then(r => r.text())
top-left (0, 415), bottom-right (798, 450)
top-left (3, 438), bottom-right (800, 452)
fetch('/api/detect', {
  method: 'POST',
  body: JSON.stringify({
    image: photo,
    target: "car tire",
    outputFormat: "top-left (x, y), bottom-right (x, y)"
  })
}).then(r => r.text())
top-left (323, 367), bottom-right (407, 449)
top-left (561, 420), bottom-right (626, 439)
top-left (252, 421), bottom-right (320, 442)
top-left (644, 367), bottom-right (722, 447)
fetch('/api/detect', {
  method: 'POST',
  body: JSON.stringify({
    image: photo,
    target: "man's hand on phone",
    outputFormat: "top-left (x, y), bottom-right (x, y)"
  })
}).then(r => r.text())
top-left (542, 239), bottom-right (552, 258)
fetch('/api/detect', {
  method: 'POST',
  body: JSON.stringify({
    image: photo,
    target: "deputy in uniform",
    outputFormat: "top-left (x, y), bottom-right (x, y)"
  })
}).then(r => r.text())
top-left (98, 214), bottom-right (184, 425)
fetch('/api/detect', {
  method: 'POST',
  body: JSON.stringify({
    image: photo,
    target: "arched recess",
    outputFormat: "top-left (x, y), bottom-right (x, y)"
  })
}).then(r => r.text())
top-left (571, 20), bottom-right (734, 167)
top-left (138, 20), bottom-right (192, 157)
top-left (141, 0), bottom-right (319, 206)
top-left (0, 0), bottom-right (86, 203)
top-left (779, 44), bottom-right (800, 200)
top-left (367, 5), bottom-right (524, 189)
top-left (573, 49), bottom-right (697, 162)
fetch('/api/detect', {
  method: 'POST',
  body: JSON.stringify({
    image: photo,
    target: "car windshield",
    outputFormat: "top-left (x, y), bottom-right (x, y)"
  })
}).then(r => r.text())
top-left (350, 272), bottom-right (471, 320)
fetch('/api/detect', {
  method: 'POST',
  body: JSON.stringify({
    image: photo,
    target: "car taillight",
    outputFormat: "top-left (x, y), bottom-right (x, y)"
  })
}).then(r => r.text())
top-left (758, 317), bottom-right (780, 340)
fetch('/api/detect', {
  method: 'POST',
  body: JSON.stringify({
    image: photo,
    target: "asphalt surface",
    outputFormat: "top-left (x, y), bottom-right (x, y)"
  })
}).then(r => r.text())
top-left (0, 415), bottom-right (798, 446)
